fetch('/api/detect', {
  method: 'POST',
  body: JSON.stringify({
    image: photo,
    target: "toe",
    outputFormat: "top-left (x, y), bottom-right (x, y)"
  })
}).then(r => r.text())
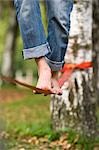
top-left (33, 90), bottom-right (36, 94)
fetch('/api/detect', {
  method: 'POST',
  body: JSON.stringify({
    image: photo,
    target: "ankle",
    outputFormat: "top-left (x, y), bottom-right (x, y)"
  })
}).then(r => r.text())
top-left (35, 57), bottom-right (51, 73)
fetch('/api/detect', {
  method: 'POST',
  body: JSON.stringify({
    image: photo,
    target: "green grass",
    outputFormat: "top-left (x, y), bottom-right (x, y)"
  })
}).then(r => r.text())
top-left (0, 89), bottom-right (51, 137)
top-left (0, 87), bottom-right (99, 150)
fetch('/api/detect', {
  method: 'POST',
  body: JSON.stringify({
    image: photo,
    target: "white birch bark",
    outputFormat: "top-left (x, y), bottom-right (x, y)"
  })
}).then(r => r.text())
top-left (51, 0), bottom-right (97, 137)
top-left (1, 6), bottom-right (17, 78)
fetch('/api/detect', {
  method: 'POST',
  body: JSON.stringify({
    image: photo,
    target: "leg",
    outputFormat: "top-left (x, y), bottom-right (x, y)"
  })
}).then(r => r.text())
top-left (45, 0), bottom-right (73, 71)
top-left (45, 0), bottom-right (73, 91)
top-left (14, 0), bottom-right (50, 58)
top-left (14, 0), bottom-right (52, 91)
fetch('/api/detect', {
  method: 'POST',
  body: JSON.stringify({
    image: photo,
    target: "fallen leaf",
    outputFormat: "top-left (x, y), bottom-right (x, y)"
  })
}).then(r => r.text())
top-left (60, 134), bottom-right (67, 143)
top-left (28, 136), bottom-right (37, 144)
top-left (19, 148), bottom-right (25, 150)
top-left (39, 137), bottom-right (48, 143)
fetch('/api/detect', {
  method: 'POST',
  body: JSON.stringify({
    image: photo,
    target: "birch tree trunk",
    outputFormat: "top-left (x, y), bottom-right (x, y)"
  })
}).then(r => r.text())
top-left (51, 0), bottom-right (97, 137)
top-left (1, 3), bottom-right (17, 78)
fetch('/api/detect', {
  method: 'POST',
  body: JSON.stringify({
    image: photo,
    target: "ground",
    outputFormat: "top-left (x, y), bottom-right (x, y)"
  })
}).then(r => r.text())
top-left (0, 87), bottom-right (99, 150)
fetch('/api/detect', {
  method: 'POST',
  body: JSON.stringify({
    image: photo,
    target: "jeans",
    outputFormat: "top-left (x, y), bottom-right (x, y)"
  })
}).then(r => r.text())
top-left (14, 0), bottom-right (73, 71)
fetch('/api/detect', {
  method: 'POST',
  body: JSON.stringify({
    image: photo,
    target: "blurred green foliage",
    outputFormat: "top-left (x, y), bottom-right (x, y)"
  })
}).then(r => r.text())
top-left (0, 1), bottom-right (47, 79)
top-left (0, 8), bottom-right (9, 67)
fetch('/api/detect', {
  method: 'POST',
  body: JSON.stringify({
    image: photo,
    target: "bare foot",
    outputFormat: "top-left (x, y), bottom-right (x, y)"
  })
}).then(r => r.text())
top-left (35, 57), bottom-right (52, 91)
top-left (51, 71), bottom-right (62, 95)
top-left (34, 57), bottom-right (62, 95)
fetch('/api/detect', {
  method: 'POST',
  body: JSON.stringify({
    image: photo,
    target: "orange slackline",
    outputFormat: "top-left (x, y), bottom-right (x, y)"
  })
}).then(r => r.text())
top-left (58, 61), bottom-right (92, 87)
top-left (0, 62), bottom-right (92, 95)
top-left (61, 62), bottom-right (92, 72)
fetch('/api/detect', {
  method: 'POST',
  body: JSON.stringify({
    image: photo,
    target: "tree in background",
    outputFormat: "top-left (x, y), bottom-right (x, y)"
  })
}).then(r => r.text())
top-left (51, 0), bottom-right (98, 137)
top-left (1, 2), bottom-right (18, 78)
top-left (0, 0), bottom-right (47, 84)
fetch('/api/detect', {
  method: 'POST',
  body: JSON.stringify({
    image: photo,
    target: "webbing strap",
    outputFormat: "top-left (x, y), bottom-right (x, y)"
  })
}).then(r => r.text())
top-left (58, 61), bottom-right (92, 87)
top-left (0, 76), bottom-right (55, 95)
top-left (0, 62), bottom-right (92, 93)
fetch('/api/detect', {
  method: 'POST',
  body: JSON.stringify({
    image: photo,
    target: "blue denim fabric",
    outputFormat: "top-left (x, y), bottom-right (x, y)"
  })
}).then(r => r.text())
top-left (14, 0), bottom-right (73, 71)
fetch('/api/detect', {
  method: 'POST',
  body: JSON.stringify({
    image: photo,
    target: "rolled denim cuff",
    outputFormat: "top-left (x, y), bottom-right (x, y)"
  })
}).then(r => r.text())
top-left (45, 56), bottom-right (64, 71)
top-left (23, 43), bottom-right (51, 60)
